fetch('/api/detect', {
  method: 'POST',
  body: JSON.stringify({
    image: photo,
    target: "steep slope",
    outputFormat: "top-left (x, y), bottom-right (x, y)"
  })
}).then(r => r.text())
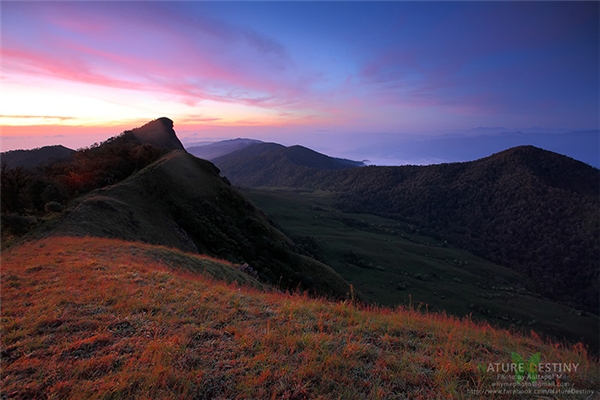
top-left (213, 142), bottom-right (364, 187)
top-left (47, 150), bottom-right (353, 299)
top-left (187, 138), bottom-right (263, 160)
top-left (216, 145), bottom-right (600, 314)
top-left (2, 236), bottom-right (598, 399)
top-left (1, 145), bottom-right (75, 169)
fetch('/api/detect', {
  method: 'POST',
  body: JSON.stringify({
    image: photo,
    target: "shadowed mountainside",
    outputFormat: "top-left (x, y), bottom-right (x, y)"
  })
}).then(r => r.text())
top-left (216, 145), bottom-right (600, 314)
top-left (43, 150), bottom-right (353, 299)
top-left (213, 142), bottom-right (365, 187)
top-left (187, 138), bottom-right (263, 160)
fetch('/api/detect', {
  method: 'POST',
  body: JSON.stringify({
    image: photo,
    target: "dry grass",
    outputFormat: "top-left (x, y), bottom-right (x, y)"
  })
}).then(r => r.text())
top-left (1, 237), bottom-right (598, 399)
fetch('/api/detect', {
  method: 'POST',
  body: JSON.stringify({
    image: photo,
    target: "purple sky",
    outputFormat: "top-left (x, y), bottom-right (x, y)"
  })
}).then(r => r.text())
top-left (2, 2), bottom-right (598, 166)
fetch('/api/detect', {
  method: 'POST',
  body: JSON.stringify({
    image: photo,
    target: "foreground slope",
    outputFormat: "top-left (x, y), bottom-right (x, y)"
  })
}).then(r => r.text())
top-left (217, 144), bottom-right (600, 314)
top-left (47, 149), bottom-right (352, 299)
top-left (2, 237), bottom-right (598, 399)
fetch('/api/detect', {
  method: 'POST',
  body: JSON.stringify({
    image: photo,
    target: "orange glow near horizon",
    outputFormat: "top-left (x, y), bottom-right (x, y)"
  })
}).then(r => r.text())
top-left (0, 111), bottom-right (330, 151)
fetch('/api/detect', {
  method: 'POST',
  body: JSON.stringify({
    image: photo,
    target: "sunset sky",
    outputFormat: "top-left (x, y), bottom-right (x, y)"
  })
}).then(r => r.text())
top-left (2, 2), bottom-right (599, 166)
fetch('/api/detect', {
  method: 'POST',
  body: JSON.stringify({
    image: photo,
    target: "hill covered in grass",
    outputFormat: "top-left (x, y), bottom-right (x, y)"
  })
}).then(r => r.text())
top-left (217, 145), bottom-right (600, 314)
top-left (2, 236), bottom-right (598, 399)
top-left (45, 149), bottom-right (351, 298)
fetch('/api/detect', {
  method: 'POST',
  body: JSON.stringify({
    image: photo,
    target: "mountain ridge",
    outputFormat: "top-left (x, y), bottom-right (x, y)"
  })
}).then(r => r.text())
top-left (3, 119), bottom-right (597, 329)
top-left (1, 119), bottom-right (355, 300)
top-left (2, 119), bottom-right (600, 398)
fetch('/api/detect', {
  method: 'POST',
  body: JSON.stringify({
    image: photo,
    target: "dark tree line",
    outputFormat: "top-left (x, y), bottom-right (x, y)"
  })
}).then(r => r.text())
top-left (1, 132), bottom-right (168, 234)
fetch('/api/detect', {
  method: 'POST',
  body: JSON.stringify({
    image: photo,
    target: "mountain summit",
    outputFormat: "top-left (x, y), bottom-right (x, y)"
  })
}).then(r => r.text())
top-left (128, 117), bottom-right (185, 151)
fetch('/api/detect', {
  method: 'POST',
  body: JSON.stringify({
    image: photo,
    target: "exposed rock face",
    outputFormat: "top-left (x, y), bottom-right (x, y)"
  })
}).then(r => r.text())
top-left (129, 117), bottom-right (184, 151)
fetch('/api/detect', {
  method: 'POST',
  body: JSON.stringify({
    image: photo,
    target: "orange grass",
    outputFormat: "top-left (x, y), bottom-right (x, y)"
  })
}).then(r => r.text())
top-left (1, 237), bottom-right (598, 399)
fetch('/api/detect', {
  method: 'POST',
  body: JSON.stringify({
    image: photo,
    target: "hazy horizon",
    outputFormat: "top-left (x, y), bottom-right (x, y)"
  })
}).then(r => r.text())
top-left (2, 123), bottom-right (599, 169)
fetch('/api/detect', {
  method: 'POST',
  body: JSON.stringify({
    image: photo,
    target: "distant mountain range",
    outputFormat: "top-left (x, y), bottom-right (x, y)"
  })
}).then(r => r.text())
top-left (188, 139), bottom-right (365, 172)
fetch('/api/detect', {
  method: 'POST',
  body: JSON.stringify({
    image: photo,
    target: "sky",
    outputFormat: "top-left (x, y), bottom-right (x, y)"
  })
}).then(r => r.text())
top-left (2, 1), bottom-right (599, 167)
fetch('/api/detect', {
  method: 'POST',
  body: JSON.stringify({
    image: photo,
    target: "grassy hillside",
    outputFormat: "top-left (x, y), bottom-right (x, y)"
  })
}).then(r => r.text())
top-left (45, 150), bottom-right (352, 300)
top-left (2, 236), bottom-right (598, 399)
top-left (242, 188), bottom-right (600, 354)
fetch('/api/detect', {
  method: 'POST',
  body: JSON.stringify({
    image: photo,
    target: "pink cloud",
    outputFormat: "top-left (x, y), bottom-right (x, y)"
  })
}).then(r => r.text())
top-left (3, 47), bottom-right (147, 91)
top-left (2, 2), bottom-right (324, 113)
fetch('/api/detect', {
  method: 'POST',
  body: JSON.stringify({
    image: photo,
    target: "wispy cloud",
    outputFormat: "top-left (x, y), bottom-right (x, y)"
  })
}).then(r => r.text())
top-left (354, 1), bottom-right (599, 122)
top-left (2, 2), bottom-right (325, 113)
top-left (0, 115), bottom-right (76, 121)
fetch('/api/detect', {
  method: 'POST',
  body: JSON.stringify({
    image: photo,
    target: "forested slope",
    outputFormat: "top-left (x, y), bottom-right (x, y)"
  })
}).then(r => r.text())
top-left (218, 145), bottom-right (600, 313)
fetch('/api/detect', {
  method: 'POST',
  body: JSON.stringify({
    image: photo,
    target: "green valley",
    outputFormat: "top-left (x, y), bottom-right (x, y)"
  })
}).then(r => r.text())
top-left (242, 187), bottom-right (599, 353)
